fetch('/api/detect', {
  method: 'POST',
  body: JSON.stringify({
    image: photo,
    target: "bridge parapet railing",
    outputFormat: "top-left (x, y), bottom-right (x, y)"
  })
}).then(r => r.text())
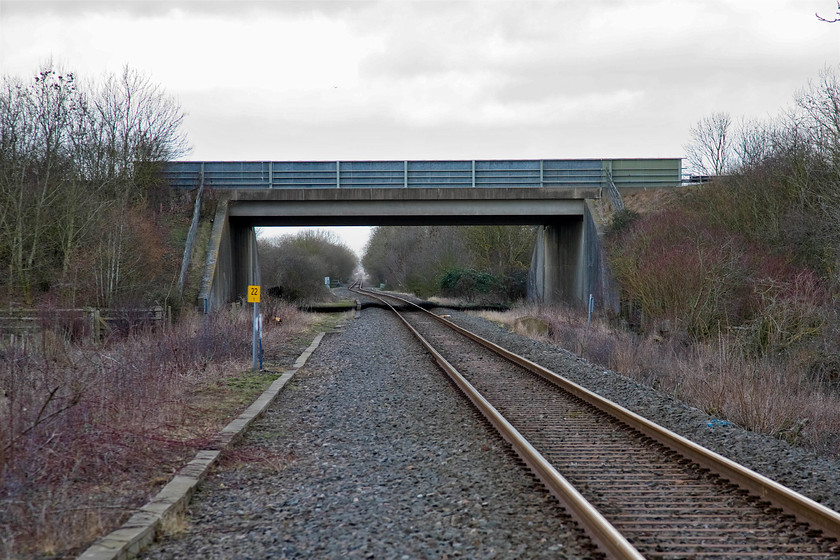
top-left (162, 159), bottom-right (682, 191)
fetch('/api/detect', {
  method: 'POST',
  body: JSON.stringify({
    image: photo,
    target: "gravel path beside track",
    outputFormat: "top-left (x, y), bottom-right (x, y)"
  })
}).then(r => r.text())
top-left (141, 309), bottom-right (596, 559)
top-left (443, 309), bottom-right (840, 516)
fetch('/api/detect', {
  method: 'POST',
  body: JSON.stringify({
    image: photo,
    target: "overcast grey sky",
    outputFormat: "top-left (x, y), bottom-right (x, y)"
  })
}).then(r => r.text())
top-left (2, 0), bottom-right (838, 253)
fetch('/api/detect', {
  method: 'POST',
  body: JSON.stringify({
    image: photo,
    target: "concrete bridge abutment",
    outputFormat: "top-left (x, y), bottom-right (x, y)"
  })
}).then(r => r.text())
top-left (527, 201), bottom-right (617, 310)
top-left (198, 201), bottom-right (261, 313)
top-left (194, 193), bottom-right (617, 314)
top-left (528, 219), bottom-right (585, 306)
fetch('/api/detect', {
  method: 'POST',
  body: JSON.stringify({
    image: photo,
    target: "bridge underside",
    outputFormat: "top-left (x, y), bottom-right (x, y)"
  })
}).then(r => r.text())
top-left (199, 187), bottom-right (612, 312)
top-left (228, 187), bottom-right (590, 225)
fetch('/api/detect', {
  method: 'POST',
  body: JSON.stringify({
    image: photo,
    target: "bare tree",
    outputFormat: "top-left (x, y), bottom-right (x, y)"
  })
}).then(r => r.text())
top-left (91, 65), bottom-right (189, 200)
top-left (684, 112), bottom-right (734, 176)
top-left (88, 66), bottom-right (189, 306)
top-left (816, 1), bottom-right (840, 22)
top-left (732, 118), bottom-right (777, 170)
top-left (0, 63), bottom-right (189, 306)
top-left (0, 67), bottom-right (81, 302)
top-left (795, 65), bottom-right (840, 165)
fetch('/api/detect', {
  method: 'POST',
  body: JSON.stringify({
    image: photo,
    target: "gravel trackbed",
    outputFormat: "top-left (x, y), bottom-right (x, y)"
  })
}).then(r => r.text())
top-left (141, 309), bottom-right (595, 559)
top-left (141, 305), bottom-right (840, 559)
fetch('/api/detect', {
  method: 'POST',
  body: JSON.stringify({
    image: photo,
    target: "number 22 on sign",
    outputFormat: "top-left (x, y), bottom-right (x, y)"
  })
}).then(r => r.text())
top-left (248, 285), bottom-right (260, 303)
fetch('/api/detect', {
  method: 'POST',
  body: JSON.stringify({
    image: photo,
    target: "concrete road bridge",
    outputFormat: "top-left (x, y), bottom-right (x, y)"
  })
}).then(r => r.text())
top-left (162, 159), bottom-right (682, 312)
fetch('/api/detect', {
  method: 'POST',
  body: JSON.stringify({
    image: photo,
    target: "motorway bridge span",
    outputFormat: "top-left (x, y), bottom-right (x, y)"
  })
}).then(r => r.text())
top-left (162, 159), bottom-right (682, 312)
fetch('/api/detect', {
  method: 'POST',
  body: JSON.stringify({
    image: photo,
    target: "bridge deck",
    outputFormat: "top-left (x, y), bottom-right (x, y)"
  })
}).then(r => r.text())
top-left (225, 187), bottom-right (593, 226)
top-left (162, 159), bottom-right (682, 190)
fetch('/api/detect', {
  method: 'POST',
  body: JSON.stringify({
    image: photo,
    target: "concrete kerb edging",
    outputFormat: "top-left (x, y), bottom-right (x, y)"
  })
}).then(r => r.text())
top-left (77, 331), bottom-right (327, 560)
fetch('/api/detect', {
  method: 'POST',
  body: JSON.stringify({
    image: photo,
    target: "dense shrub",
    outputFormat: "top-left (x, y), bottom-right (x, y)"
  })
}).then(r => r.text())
top-left (439, 268), bottom-right (504, 302)
top-left (499, 268), bottom-right (529, 301)
top-left (605, 208), bottom-right (640, 237)
top-left (259, 230), bottom-right (358, 303)
top-left (734, 270), bottom-right (828, 357)
top-left (362, 225), bottom-right (534, 301)
top-left (609, 209), bottom-right (755, 338)
top-left (611, 66), bottom-right (840, 354)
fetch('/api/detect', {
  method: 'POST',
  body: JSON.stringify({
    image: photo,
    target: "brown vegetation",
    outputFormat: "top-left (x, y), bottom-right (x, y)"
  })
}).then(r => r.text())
top-left (0, 63), bottom-right (189, 309)
top-left (482, 66), bottom-right (840, 461)
top-left (479, 305), bottom-right (840, 458)
top-left (606, 66), bottom-right (840, 381)
top-left (0, 63), bottom-right (332, 558)
top-left (0, 303), bottom-right (316, 558)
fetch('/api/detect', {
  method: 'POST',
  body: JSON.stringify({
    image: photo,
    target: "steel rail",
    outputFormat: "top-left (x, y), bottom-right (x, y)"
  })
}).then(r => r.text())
top-left (360, 287), bottom-right (840, 543)
top-left (357, 288), bottom-right (645, 560)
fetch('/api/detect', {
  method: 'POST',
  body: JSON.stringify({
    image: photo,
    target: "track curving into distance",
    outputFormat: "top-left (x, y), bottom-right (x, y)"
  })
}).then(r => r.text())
top-left (350, 284), bottom-right (840, 560)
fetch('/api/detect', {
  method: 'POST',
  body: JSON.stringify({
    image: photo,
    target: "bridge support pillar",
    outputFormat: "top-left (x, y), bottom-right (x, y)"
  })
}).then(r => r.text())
top-left (198, 202), bottom-right (261, 313)
top-left (528, 201), bottom-right (616, 309)
top-left (528, 219), bottom-right (585, 306)
top-left (231, 221), bottom-right (261, 304)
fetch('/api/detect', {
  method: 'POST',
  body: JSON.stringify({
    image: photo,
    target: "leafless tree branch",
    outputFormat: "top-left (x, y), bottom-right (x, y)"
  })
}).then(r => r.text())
top-left (816, 1), bottom-right (840, 22)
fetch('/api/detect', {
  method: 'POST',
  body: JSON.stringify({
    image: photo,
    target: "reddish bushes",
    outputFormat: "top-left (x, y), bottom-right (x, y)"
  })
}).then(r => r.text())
top-left (0, 303), bottom-right (311, 557)
top-left (609, 208), bottom-right (756, 338)
top-left (538, 156), bottom-right (840, 459)
top-left (608, 202), bottom-right (830, 356)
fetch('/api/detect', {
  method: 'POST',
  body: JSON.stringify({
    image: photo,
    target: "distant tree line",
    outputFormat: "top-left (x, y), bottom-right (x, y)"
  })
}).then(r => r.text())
top-left (0, 63), bottom-right (189, 307)
top-left (259, 225), bottom-right (536, 304)
top-left (362, 225), bottom-right (536, 302)
top-left (259, 230), bottom-right (358, 302)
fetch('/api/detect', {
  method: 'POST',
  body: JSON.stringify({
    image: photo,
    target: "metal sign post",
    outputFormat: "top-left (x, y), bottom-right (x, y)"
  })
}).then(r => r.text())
top-left (248, 285), bottom-right (260, 370)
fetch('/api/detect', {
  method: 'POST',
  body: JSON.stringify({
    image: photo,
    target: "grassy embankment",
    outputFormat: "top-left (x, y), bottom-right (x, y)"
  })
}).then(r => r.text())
top-left (479, 186), bottom-right (840, 460)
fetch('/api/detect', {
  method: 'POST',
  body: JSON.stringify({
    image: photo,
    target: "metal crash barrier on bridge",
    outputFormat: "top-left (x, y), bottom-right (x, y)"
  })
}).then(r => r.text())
top-left (162, 159), bottom-right (682, 190)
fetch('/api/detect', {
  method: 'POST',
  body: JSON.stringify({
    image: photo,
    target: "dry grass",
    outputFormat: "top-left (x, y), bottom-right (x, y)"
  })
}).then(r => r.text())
top-left (0, 302), bottom-right (317, 559)
top-left (427, 295), bottom-right (469, 308)
top-left (476, 305), bottom-right (840, 459)
top-left (621, 188), bottom-right (682, 215)
top-left (591, 188), bottom-right (681, 227)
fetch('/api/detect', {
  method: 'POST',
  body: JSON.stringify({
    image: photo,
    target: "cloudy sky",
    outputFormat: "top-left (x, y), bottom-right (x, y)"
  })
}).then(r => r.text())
top-left (2, 0), bottom-right (838, 253)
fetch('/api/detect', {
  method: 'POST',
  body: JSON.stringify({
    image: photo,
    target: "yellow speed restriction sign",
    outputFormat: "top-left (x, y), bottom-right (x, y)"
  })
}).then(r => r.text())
top-left (248, 285), bottom-right (260, 303)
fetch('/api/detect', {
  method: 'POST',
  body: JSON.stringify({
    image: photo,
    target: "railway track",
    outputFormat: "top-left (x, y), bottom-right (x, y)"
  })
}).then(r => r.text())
top-left (350, 284), bottom-right (840, 560)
